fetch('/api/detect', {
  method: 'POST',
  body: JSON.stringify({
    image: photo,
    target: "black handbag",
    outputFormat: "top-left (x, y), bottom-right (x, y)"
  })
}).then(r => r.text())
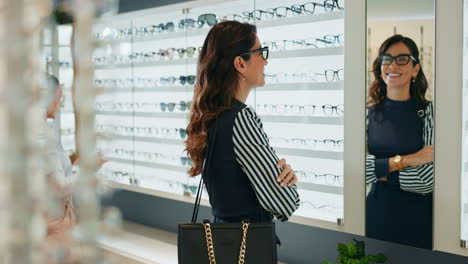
top-left (177, 119), bottom-right (278, 264)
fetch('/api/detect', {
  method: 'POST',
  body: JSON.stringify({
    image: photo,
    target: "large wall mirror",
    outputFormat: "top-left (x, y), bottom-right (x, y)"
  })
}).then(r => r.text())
top-left (365, 0), bottom-right (435, 249)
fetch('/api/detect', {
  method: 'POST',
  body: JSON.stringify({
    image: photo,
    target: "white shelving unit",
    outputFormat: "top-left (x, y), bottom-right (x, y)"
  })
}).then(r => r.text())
top-left (55, 0), bottom-right (349, 231)
top-left (94, 47), bottom-right (343, 69)
top-left (100, 81), bottom-right (343, 93)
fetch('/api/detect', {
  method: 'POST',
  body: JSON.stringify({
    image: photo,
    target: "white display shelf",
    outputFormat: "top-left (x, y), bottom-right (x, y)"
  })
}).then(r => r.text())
top-left (96, 111), bottom-right (188, 119)
top-left (100, 11), bottom-right (344, 44)
top-left (103, 81), bottom-right (343, 93)
top-left (94, 57), bottom-right (198, 69)
top-left (96, 111), bottom-right (341, 125)
top-left (275, 146), bottom-right (342, 160)
top-left (106, 181), bottom-right (341, 231)
top-left (289, 215), bottom-right (343, 231)
top-left (260, 115), bottom-right (343, 125)
top-left (106, 181), bottom-right (210, 207)
top-left (297, 182), bottom-right (342, 195)
top-left (106, 135), bottom-right (184, 145)
top-left (259, 82), bottom-right (343, 91)
top-left (106, 86), bottom-right (193, 93)
top-left (257, 10), bottom-right (344, 28)
top-left (94, 47), bottom-right (343, 69)
top-left (270, 46), bottom-right (343, 59)
top-left (107, 157), bottom-right (187, 173)
top-left (103, 134), bottom-right (342, 160)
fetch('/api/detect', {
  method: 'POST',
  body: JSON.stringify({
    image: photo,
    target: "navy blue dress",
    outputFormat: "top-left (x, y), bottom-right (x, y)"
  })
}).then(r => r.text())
top-left (366, 97), bottom-right (433, 249)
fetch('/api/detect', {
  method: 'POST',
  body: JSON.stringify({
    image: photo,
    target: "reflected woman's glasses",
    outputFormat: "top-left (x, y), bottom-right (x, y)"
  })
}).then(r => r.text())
top-left (380, 54), bottom-right (417, 65)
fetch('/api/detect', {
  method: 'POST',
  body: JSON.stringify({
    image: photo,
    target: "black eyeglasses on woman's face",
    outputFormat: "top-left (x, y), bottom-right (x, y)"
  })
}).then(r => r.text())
top-left (380, 54), bottom-right (417, 65)
top-left (239, 46), bottom-right (269, 60)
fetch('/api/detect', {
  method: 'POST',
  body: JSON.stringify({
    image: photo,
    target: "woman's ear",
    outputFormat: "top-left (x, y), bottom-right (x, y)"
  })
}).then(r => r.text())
top-left (412, 63), bottom-right (421, 78)
top-left (234, 56), bottom-right (246, 77)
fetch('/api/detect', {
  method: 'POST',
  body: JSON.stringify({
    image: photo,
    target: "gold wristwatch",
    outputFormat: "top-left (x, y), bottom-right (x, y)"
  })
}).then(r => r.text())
top-left (393, 155), bottom-right (404, 170)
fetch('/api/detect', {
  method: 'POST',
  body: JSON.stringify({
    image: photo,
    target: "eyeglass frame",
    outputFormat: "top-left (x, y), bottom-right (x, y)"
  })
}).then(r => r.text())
top-left (239, 46), bottom-right (269, 60)
top-left (379, 54), bottom-right (418, 65)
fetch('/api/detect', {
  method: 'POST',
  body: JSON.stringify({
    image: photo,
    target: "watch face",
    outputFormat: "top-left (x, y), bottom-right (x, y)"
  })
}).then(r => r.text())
top-left (394, 155), bottom-right (401, 162)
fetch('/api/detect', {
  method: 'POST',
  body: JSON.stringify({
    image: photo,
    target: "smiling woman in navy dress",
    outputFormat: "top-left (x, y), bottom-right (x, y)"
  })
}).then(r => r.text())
top-left (365, 35), bottom-right (434, 249)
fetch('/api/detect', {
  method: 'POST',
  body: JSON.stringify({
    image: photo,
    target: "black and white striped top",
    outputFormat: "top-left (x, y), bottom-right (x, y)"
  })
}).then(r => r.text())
top-left (366, 102), bottom-right (434, 194)
top-left (232, 106), bottom-right (300, 221)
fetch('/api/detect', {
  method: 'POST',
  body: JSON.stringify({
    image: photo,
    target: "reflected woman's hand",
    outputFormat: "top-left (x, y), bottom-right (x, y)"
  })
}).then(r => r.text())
top-left (276, 158), bottom-right (297, 187)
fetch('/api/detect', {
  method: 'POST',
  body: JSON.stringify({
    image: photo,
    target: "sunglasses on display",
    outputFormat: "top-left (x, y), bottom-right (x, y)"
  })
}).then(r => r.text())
top-left (180, 156), bottom-right (194, 167)
top-left (197, 13), bottom-right (218, 28)
top-left (156, 22), bottom-right (175, 33)
top-left (239, 46), bottom-right (269, 60)
top-left (179, 75), bottom-right (195, 86)
top-left (160, 76), bottom-right (177, 86)
top-left (182, 183), bottom-right (198, 196)
top-left (179, 14), bottom-right (218, 29)
top-left (160, 101), bottom-right (192, 112)
top-left (177, 47), bottom-right (197, 58)
top-left (380, 54), bottom-right (417, 65)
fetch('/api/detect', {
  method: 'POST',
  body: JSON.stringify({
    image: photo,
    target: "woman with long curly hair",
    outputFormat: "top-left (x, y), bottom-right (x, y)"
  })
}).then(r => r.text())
top-left (185, 21), bottom-right (300, 228)
top-left (365, 34), bottom-right (434, 249)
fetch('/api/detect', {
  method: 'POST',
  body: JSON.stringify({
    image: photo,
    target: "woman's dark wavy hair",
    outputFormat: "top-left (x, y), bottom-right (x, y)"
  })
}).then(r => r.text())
top-left (368, 34), bottom-right (429, 105)
top-left (185, 21), bottom-right (257, 176)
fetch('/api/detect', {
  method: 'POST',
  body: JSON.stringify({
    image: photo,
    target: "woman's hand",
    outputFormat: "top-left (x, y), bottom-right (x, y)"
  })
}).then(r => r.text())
top-left (276, 158), bottom-right (297, 187)
top-left (97, 152), bottom-right (108, 168)
top-left (403, 145), bottom-right (434, 167)
top-left (69, 152), bottom-right (108, 168)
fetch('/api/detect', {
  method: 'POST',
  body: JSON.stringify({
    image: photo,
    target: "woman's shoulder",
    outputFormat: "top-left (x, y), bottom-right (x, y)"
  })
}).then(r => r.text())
top-left (233, 105), bottom-right (262, 126)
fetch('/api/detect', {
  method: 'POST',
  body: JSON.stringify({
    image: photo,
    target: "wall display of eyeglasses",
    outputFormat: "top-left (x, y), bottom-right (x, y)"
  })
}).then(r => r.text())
top-left (64, 0), bottom-right (347, 225)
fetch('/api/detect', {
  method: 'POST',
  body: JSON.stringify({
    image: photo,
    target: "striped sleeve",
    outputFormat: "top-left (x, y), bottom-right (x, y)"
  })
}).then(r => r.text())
top-left (365, 107), bottom-right (379, 184)
top-left (398, 102), bottom-right (434, 194)
top-left (366, 154), bottom-right (378, 184)
top-left (232, 106), bottom-right (300, 221)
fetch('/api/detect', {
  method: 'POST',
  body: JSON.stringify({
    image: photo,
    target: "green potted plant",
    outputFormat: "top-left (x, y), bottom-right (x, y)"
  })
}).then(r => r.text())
top-left (324, 239), bottom-right (387, 264)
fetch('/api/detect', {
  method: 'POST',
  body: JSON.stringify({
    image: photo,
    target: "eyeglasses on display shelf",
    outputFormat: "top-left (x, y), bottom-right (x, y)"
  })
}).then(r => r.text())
top-left (97, 124), bottom-right (187, 140)
top-left (252, 0), bottom-right (344, 224)
top-left (95, 100), bottom-right (192, 113)
top-left (255, 103), bottom-right (344, 116)
top-left (269, 137), bottom-right (343, 151)
top-left (296, 171), bottom-right (343, 186)
top-left (89, 0), bottom-right (346, 225)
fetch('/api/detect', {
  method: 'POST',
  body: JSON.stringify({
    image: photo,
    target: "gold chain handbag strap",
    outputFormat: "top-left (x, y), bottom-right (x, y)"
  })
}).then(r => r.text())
top-left (203, 222), bottom-right (217, 264)
top-left (238, 221), bottom-right (250, 264)
top-left (202, 221), bottom-right (250, 264)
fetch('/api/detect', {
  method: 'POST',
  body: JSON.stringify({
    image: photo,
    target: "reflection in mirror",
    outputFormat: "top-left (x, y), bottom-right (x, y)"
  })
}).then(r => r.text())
top-left (365, 0), bottom-right (435, 249)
